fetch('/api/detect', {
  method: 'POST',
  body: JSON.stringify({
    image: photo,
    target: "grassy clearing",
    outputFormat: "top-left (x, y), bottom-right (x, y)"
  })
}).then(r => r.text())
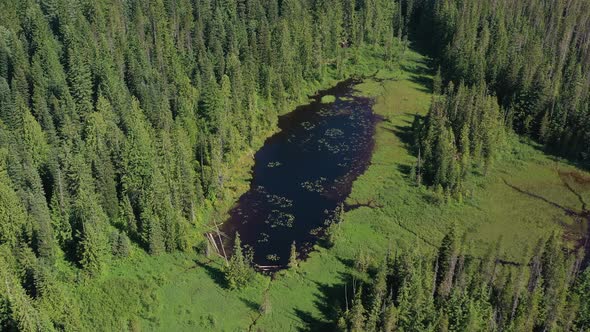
top-left (72, 46), bottom-right (589, 331)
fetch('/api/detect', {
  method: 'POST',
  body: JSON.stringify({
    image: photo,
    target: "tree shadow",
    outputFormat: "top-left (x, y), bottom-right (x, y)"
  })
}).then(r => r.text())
top-left (345, 198), bottom-right (384, 212)
top-left (397, 164), bottom-right (412, 176)
top-left (293, 267), bottom-right (356, 332)
top-left (400, 59), bottom-right (434, 94)
top-left (382, 118), bottom-right (418, 162)
top-left (335, 256), bottom-right (356, 269)
top-left (529, 142), bottom-right (590, 172)
top-left (239, 297), bottom-right (260, 312)
top-left (407, 74), bottom-right (433, 93)
top-left (293, 309), bottom-right (335, 332)
top-left (387, 124), bottom-right (414, 147)
top-left (194, 260), bottom-right (227, 289)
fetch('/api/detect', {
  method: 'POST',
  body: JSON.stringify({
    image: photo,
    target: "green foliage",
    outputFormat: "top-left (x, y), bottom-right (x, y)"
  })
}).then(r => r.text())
top-left (325, 203), bottom-right (345, 247)
top-left (110, 231), bottom-right (131, 258)
top-left (332, 230), bottom-right (583, 332)
top-left (0, 179), bottom-right (28, 246)
top-left (224, 233), bottom-right (254, 290)
top-left (417, 0), bottom-right (590, 164)
top-left (574, 268), bottom-right (590, 330)
top-left (348, 287), bottom-right (366, 331)
top-left (417, 83), bottom-right (504, 195)
top-left (74, 189), bottom-right (109, 277)
top-left (288, 241), bottom-right (298, 270)
top-left (260, 292), bottom-right (271, 315)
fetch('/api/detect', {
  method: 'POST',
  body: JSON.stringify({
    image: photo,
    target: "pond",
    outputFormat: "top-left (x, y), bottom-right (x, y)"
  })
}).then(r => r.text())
top-left (221, 79), bottom-right (378, 267)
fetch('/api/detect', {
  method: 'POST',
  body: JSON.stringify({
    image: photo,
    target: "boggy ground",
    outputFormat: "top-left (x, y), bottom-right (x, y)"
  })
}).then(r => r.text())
top-left (73, 47), bottom-right (589, 331)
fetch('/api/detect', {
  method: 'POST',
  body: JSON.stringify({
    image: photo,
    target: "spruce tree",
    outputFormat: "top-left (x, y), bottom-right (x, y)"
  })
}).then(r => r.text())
top-left (574, 267), bottom-right (590, 330)
top-left (288, 241), bottom-right (298, 270)
top-left (225, 232), bottom-right (252, 289)
top-left (433, 67), bottom-right (442, 95)
top-left (349, 286), bottom-right (365, 332)
top-left (437, 225), bottom-right (459, 298)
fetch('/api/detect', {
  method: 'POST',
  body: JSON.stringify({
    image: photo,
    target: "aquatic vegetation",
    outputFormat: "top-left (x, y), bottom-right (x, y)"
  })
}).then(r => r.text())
top-left (301, 178), bottom-right (327, 193)
top-left (309, 227), bottom-right (323, 236)
top-left (321, 95), bottom-right (336, 103)
top-left (325, 128), bottom-right (344, 138)
top-left (265, 210), bottom-right (295, 228)
top-left (301, 121), bottom-right (315, 130)
top-left (266, 194), bottom-right (293, 208)
top-left (258, 233), bottom-right (270, 243)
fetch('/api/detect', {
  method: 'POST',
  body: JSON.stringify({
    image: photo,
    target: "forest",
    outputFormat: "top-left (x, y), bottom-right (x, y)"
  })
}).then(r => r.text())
top-left (0, 0), bottom-right (589, 331)
top-left (414, 0), bottom-right (590, 164)
top-left (335, 228), bottom-right (589, 331)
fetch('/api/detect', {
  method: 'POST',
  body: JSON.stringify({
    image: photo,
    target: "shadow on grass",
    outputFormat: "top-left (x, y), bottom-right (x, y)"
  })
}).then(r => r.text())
top-left (293, 268), bottom-right (356, 332)
top-left (194, 260), bottom-right (227, 289)
top-left (239, 297), bottom-right (260, 312)
top-left (400, 59), bottom-right (434, 94)
top-left (293, 255), bottom-right (394, 331)
top-left (529, 142), bottom-right (590, 172)
top-left (397, 164), bottom-right (412, 176)
top-left (293, 309), bottom-right (334, 332)
top-left (393, 124), bottom-right (415, 145)
top-left (407, 74), bottom-right (432, 94)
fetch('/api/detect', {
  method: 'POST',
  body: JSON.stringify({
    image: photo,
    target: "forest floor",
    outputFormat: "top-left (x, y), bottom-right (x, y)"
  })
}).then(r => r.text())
top-left (73, 47), bottom-right (590, 331)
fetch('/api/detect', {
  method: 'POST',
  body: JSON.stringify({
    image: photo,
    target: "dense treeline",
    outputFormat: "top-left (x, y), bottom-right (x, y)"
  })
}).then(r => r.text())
top-left (415, 0), bottom-right (590, 164)
top-left (0, 0), bottom-right (406, 329)
top-left (412, 81), bottom-right (505, 198)
top-left (336, 228), bottom-right (590, 331)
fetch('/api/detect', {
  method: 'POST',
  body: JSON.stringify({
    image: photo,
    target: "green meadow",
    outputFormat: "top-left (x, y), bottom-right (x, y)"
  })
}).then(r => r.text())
top-left (72, 47), bottom-right (589, 331)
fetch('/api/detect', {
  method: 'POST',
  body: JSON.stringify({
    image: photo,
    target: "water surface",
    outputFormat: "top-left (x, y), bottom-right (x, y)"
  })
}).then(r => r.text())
top-left (222, 79), bottom-right (378, 267)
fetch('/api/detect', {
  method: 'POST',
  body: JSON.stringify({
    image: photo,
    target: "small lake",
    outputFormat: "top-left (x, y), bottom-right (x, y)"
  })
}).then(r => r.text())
top-left (222, 79), bottom-right (378, 267)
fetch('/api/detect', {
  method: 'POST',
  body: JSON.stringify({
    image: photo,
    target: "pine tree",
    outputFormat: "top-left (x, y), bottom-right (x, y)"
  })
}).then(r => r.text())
top-left (349, 286), bottom-right (365, 332)
top-left (0, 254), bottom-right (53, 331)
top-left (433, 67), bottom-right (443, 95)
top-left (574, 267), bottom-right (590, 330)
top-left (225, 232), bottom-right (252, 289)
top-left (437, 225), bottom-right (459, 298)
top-left (67, 46), bottom-right (93, 118)
top-left (0, 179), bottom-right (28, 246)
top-left (382, 304), bottom-right (398, 332)
top-left (111, 231), bottom-right (131, 258)
top-left (288, 241), bottom-right (298, 270)
top-left (74, 179), bottom-right (109, 276)
top-left (365, 261), bottom-right (387, 331)
top-left (0, 78), bottom-right (14, 128)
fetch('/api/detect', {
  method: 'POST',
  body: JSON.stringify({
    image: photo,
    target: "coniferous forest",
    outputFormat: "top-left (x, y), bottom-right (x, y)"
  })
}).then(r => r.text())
top-left (0, 0), bottom-right (589, 331)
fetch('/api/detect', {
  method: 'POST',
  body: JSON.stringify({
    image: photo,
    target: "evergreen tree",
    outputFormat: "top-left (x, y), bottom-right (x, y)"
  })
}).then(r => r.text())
top-left (348, 287), bottom-right (365, 332)
top-left (436, 226), bottom-right (459, 299)
top-left (365, 260), bottom-right (387, 331)
top-left (225, 232), bottom-right (253, 289)
top-left (433, 67), bottom-right (442, 95)
top-left (288, 241), bottom-right (298, 270)
top-left (574, 267), bottom-right (590, 330)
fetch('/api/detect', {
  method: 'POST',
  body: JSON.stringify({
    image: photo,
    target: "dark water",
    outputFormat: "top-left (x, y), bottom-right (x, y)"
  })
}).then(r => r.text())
top-left (221, 79), bottom-right (378, 267)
